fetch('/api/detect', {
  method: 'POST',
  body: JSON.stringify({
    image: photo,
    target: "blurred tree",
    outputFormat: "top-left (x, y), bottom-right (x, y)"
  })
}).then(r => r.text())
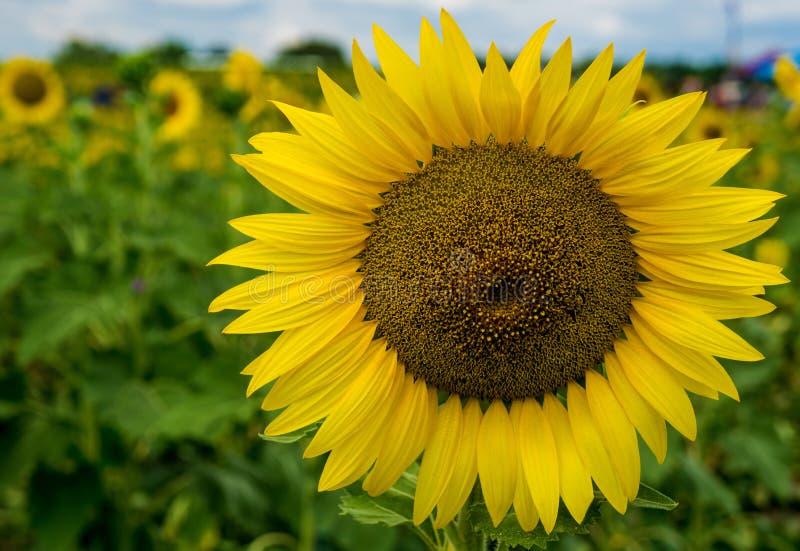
top-left (54, 39), bottom-right (119, 68)
top-left (149, 40), bottom-right (190, 68)
top-left (274, 38), bottom-right (345, 70)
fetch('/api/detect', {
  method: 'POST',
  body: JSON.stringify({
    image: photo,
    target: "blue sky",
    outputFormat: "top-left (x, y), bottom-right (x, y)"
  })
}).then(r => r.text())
top-left (1, 0), bottom-right (798, 65)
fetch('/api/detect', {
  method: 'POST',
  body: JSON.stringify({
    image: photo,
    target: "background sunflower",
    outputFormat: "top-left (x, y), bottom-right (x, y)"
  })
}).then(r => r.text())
top-left (0, 57), bottom-right (65, 124)
top-left (149, 69), bottom-right (202, 141)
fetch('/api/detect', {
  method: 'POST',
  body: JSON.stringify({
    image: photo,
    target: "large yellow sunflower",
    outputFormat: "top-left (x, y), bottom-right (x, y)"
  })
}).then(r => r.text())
top-left (149, 70), bottom-right (201, 141)
top-left (210, 12), bottom-right (786, 533)
top-left (0, 57), bottom-right (65, 125)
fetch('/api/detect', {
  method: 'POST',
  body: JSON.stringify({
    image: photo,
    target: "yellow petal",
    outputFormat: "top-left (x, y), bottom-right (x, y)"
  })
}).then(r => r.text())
top-left (261, 321), bottom-right (376, 409)
top-left (671, 369), bottom-right (719, 400)
top-left (601, 139), bottom-right (723, 197)
top-left (509, 401), bottom-right (540, 532)
top-left (604, 351), bottom-right (668, 463)
top-left (440, 9), bottom-right (488, 142)
top-left (413, 395), bottom-right (462, 525)
top-left (318, 365), bottom-right (406, 492)
top-left (351, 40), bottom-right (432, 163)
top-left (585, 370), bottom-right (640, 501)
top-left (628, 312), bottom-right (739, 400)
top-left (525, 38), bottom-right (572, 147)
top-left (547, 44), bottom-right (614, 156)
top-left (477, 400), bottom-right (518, 527)
top-left (372, 24), bottom-right (433, 138)
top-left (363, 377), bottom-right (438, 496)
top-left (207, 240), bottom-right (273, 271)
top-left (304, 345), bottom-right (400, 457)
top-left (433, 399), bottom-right (482, 528)
top-left (273, 101), bottom-right (401, 182)
top-left (638, 280), bottom-right (775, 320)
top-left (419, 17), bottom-right (471, 146)
top-left (263, 366), bottom-right (358, 437)
top-left (510, 21), bottom-right (555, 97)
top-left (250, 132), bottom-right (389, 196)
top-left (318, 433), bottom-right (380, 492)
top-left (619, 149), bottom-right (752, 207)
top-left (317, 68), bottom-right (419, 172)
top-left (637, 249), bottom-right (788, 290)
top-left (312, 358), bottom-right (404, 491)
top-left (541, 394), bottom-right (594, 523)
top-left (631, 218), bottom-right (777, 254)
top-left (579, 92), bottom-right (705, 179)
top-left (581, 50), bottom-right (646, 145)
top-left (232, 150), bottom-right (380, 221)
top-left (480, 42), bottom-right (522, 143)
top-left (518, 398), bottom-right (560, 533)
top-left (211, 265), bottom-right (361, 313)
top-left (230, 213), bottom-right (370, 251)
top-left (567, 382), bottom-right (628, 514)
top-left (632, 296), bottom-right (763, 361)
top-left (223, 278), bottom-right (363, 335)
top-left (614, 334), bottom-right (697, 440)
top-left (621, 187), bottom-right (783, 226)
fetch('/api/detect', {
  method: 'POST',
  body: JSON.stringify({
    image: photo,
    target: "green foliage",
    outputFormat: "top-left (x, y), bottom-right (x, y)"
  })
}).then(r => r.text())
top-left (274, 39), bottom-right (346, 70)
top-left (1, 49), bottom-right (799, 551)
top-left (55, 39), bottom-right (119, 68)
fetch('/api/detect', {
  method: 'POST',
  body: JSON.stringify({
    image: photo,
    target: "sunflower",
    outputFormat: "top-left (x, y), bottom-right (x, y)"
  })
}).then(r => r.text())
top-left (149, 70), bottom-right (202, 141)
top-left (224, 50), bottom-right (263, 93)
top-left (0, 57), bottom-right (65, 125)
top-left (683, 105), bottom-right (731, 144)
top-left (632, 72), bottom-right (664, 105)
top-left (222, 50), bottom-right (269, 122)
top-left (210, 12), bottom-right (786, 533)
top-left (774, 55), bottom-right (800, 127)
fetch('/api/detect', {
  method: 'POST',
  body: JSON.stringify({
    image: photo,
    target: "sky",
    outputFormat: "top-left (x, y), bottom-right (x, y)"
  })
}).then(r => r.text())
top-left (0, 0), bottom-right (798, 66)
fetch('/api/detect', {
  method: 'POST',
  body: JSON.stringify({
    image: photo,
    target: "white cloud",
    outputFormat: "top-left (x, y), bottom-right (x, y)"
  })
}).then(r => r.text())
top-left (0, 0), bottom-right (798, 63)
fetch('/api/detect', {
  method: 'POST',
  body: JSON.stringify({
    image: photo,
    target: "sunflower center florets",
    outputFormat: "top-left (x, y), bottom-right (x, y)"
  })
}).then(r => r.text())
top-left (13, 72), bottom-right (47, 105)
top-left (163, 94), bottom-right (180, 118)
top-left (361, 141), bottom-right (637, 401)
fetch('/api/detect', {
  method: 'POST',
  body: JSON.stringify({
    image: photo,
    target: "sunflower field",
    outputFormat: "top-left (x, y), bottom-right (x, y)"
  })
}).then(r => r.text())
top-left (1, 20), bottom-right (800, 551)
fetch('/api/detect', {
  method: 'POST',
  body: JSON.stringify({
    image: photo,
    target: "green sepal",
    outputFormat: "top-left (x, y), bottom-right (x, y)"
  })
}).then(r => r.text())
top-left (338, 471), bottom-right (416, 527)
top-left (467, 499), bottom-right (602, 550)
top-left (257, 423), bottom-right (319, 444)
top-left (629, 483), bottom-right (679, 511)
top-left (592, 483), bottom-right (678, 511)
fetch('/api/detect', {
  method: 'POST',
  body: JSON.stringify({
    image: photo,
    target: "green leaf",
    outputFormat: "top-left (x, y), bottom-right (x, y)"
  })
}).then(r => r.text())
top-left (629, 483), bottom-right (679, 510)
top-left (338, 494), bottom-right (412, 527)
top-left (0, 249), bottom-right (49, 297)
top-left (258, 423), bottom-right (319, 443)
top-left (468, 500), bottom-right (602, 549)
top-left (28, 465), bottom-right (102, 551)
top-left (338, 471), bottom-right (417, 527)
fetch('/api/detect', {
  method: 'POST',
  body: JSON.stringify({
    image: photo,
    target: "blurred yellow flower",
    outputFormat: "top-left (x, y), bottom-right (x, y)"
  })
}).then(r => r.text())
top-left (0, 58), bottom-right (65, 125)
top-left (223, 50), bottom-right (263, 93)
top-left (774, 55), bottom-right (800, 127)
top-left (755, 238), bottom-right (790, 268)
top-left (633, 72), bottom-right (664, 106)
top-left (223, 50), bottom-right (266, 122)
top-left (149, 70), bottom-right (202, 141)
top-left (684, 106), bottom-right (729, 143)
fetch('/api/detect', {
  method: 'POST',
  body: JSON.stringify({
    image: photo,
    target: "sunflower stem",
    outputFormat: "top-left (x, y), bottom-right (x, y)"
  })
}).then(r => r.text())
top-left (442, 490), bottom-right (484, 551)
